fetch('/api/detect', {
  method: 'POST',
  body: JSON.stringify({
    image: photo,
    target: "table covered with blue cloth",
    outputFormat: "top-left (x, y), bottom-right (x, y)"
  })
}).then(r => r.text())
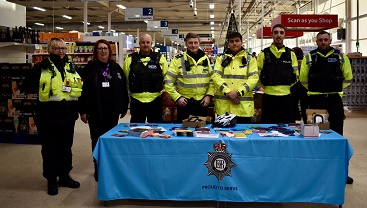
top-left (93, 123), bottom-right (353, 205)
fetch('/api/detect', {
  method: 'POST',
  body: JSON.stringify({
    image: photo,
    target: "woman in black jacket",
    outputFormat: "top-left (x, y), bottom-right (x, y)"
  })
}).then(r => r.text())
top-left (78, 39), bottom-right (129, 181)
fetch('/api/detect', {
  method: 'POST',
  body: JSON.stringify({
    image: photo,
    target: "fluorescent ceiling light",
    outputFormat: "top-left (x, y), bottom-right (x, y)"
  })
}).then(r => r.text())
top-left (210, 14), bottom-right (214, 18)
top-left (111, 29), bottom-right (116, 32)
top-left (98, 26), bottom-right (105, 29)
top-left (55, 27), bottom-right (63, 30)
top-left (62, 15), bottom-right (72, 19)
top-left (70, 30), bottom-right (79, 33)
top-left (210, 21), bottom-right (214, 25)
top-left (82, 22), bottom-right (91, 25)
top-left (211, 27), bottom-right (214, 30)
top-left (135, 15), bottom-right (140, 17)
top-left (34, 23), bottom-right (44, 26)
top-left (116, 4), bottom-right (126, 9)
top-left (144, 20), bottom-right (149, 23)
top-left (209, 4), bottom-right (215, 9)
top-left (211, 30), bottom-right (214, 34)
top-left (33, 7), bottom-right (45, 12)
top-left (120, 32), bottom-right (125, 34)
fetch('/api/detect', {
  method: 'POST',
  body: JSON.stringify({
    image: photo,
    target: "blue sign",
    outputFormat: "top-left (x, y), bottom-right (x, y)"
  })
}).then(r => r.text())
top-left (179, 34), bottom-right (184, 38)
top-left (143, 8), bottom-right (153, 16)
top-left (172, 29), bottom-right (178, 34)
top-left (160, 21), bottom-right (169, 27)
top-left (213, 46), bottom-right (218, 55)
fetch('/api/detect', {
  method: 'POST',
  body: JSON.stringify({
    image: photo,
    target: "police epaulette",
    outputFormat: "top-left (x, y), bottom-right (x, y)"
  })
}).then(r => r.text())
top-left (175, 54), bottom-right (184, 59)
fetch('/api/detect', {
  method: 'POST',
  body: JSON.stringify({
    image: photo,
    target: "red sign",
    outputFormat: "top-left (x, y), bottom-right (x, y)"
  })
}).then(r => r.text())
top-left (256, 27), bottom-right (303, 39)
top-left (271, 14), bottom-right (338, 32)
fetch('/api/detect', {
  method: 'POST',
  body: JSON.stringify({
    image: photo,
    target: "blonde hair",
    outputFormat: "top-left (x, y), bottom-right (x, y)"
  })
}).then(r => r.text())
top-left (47, 38), bottom-right (66, 53)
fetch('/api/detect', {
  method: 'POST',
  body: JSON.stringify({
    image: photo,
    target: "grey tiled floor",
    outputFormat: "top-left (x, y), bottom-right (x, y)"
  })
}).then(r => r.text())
top-left (0, 110), bottom-right (366, 208)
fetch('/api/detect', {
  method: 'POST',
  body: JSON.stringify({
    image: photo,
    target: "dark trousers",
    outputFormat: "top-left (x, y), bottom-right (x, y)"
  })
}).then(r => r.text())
top-left (88, 114), bottom-right (119, 169)
top-left (176, 98), bottom-right (208, 123)
top-left (308, 94), bottom-right (345, 135)
top-left (37, 120), bottom-right (76, 180)
top-left (130, 96), bottom-right (162, 123)
top-left (261, 94), bottom-right (293, 124)
top-left (290, 82), bottom-right (309, 123)
top-left (237, 116), bottom-right (252, 124)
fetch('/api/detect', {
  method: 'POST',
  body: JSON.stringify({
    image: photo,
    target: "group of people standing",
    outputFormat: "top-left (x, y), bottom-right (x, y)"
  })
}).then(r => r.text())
top-left (23, 23), bottom-right (354, 196)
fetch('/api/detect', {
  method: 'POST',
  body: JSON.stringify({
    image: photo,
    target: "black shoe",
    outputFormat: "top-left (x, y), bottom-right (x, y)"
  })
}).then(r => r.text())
top-left (47, 180), bottom-right (58, 195)
top-left (59, 175), bottom-right (80, 188)
top-left (347, 176), bottom-right (354, 184)
top-left (94, 171), bottom-right (98, 182)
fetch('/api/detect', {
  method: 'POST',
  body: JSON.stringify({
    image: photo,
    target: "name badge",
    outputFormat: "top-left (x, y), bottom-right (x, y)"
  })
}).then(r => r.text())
top-left (102, 82), bottom-right (110, 88)
top-left (62, 86), bottom-right (71, 92)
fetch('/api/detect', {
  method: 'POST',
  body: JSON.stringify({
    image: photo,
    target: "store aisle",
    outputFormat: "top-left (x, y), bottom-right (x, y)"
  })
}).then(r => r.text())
top-left (0, 111), bottom-right (366, 208)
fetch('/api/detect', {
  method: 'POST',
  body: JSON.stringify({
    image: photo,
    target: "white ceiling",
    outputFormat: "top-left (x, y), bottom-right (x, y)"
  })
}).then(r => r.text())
top-left (6, 0), bottom-right (311, 47)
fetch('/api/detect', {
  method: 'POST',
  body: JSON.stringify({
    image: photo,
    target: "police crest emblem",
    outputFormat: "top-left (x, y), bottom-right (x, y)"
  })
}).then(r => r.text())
top-left (204, 141), bottom-right (236, 182)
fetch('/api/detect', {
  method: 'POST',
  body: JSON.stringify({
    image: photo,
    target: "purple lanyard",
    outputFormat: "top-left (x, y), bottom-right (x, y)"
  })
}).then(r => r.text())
top-left (101, 63), bottom-right (109, 78)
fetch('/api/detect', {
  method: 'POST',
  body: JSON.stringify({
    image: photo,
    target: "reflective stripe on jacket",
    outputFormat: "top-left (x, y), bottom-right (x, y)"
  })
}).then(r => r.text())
top-left (38, 58), bottom-right (83, 102)
top-left (164, 51), bottom-right (214, 101)
top-left (212, 49), bottom-right (258, 117)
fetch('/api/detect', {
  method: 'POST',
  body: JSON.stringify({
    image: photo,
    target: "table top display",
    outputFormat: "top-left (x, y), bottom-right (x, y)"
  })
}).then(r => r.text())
top-left (93, 123), bottom-right (353, 206)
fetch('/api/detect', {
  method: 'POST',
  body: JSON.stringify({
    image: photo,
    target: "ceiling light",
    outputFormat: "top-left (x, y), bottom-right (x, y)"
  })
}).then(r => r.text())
top-left (33, 7), bottom-right (46, 12)
top-left (135, 15), bottom-right (140, 17)
top-left (111, 29), bottom-right (116, 32)
top-left (211, 27), bottom-right (214, 30)
top-left (34, 23), bottom-right (44, 26)
top-left (210, 21), bottom-right (214, 25)
top-left (120, 32), bottom-right (125, 34)
top-left (144, 20), bottom-right (149, 23)
top-left (210, 14), bottom-right (215, 19)
top-left (209, 4), bottom-right (215, 9)
top-left (116, 4), bottom-right (126, 9)
top-left (82, 22), bottom-right (91, 25)
top-left (62, 15), bottom-right (72, 19)
top-left (98, 26), bottom-right (105, 29)
top-left (55, 27), bottom-right (63, 30)
top-left (211, 31), bottom-right (214, 34)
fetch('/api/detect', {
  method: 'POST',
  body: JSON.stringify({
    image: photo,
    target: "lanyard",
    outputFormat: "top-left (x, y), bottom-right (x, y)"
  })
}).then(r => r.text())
top-left (101, 63), bottom-right (110, 78)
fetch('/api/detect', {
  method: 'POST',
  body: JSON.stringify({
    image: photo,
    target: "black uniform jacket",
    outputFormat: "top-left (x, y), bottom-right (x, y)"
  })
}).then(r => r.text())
top-left (78, 60), bottom-right (129, 119)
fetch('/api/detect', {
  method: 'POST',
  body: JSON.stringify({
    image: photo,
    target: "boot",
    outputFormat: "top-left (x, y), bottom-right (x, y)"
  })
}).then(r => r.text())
top-left (47, 179), bottom-right (58, 195)
top-left (347, 176), bottom-right (354, 184)
top-left (59, 175), bottom-right (80, 188)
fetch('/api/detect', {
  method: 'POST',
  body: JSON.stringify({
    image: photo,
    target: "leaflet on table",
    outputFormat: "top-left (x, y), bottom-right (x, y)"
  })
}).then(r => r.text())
top-left (258, 131), bottom-right (289, 137)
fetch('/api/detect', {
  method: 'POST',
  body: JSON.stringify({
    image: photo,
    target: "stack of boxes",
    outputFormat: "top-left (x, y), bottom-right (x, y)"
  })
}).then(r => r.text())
top-left (0, 63), bottom-right (38, 143)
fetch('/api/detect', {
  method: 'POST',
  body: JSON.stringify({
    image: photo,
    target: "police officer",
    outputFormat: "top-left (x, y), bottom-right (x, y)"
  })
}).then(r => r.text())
top-left (23, 38), bottom-right (82, 195)
top-left (257, 24), bottom-right (299, 124)
top-left (211, 32), bottom-right (258, 123)
top-left (300, 31), bottom-right (353, 135)
top-left (123, 34), bottom-right (168, 123)
top-left (300, 30), bottom-right (353, 184)
top-left (164, 32), bottom-right (214, 122)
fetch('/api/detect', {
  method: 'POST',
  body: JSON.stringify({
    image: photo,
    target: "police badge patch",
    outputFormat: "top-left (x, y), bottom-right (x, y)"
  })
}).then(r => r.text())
top-left (204, 141), bottom-right (236, 182)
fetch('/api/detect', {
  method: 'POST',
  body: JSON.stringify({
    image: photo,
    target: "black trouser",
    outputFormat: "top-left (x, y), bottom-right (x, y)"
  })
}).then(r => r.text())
top-left (130, 96), bottom-right (162, 123)
top-left (308, 94), bottom-right (344, 135)
top-left (236, 117), bottom-right (252, 124)
top-left (261, 94), bottom-right (293, 124)
top-left (176, 98), bottom-right (208, 123)
top-left (88, 114), bottom-right (119, 170)
top-left (37, 120), bottom-right (76, 180)
top-left (290, 82), bottom-right (309, 123)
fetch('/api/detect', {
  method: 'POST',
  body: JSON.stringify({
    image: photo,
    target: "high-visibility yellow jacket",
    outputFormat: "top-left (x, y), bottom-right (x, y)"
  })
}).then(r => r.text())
top-left (300, 48), bottom-right (353, 97)
top-left (257, 44), bottom-right (299, 95)
top-left (123, 49), bottom-right (168, 103)
top-left (164, 50), bottom-right (214, 101)
top-left (39, 58), bottom-right (83, 102)
top-left (212, 49), bottom-right (258, 117)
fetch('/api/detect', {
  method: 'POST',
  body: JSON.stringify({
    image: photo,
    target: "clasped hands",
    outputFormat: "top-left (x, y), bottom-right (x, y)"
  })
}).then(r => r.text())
top-left (177, 96), bottom-right (211, 107)
top-left (226, 91), bottom-right (240, 105)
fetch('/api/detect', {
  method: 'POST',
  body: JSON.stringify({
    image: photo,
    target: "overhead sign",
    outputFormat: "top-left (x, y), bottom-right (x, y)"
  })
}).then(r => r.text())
top-left (125, 8), bottom-right (153, 21)
top-left (147, 21), bottom-right (168, 31)
top-left (256, 27), bottom-right (303, 39)
top-left (161, 29), bottom-right (179, 38)
top-left (271, 14), bottom-right (338, 32)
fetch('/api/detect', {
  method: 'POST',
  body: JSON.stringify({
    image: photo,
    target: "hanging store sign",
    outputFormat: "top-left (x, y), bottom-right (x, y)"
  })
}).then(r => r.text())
top-left (147, 21), bottom-right (168, 31)
top-left (271, 14), bottom-right (338, 32)
top-left (125, 8), bottom-right (153, 21)
top-left (256, 27), bottom-right (303, 39)
top-left (161, 29), bottom-right (179, 38)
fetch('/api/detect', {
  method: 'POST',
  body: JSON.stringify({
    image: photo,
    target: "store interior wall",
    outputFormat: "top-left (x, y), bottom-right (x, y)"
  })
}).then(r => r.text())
top-left (249, 0), bottom-right (366, 55)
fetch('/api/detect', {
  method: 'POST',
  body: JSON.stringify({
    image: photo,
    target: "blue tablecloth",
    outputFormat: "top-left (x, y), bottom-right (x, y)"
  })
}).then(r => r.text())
top-left (93, 123), bottom-right (353, 205)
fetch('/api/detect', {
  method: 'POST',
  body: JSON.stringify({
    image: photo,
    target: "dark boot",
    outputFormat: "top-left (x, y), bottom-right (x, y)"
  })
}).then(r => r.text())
top-left (59, 175), bottom-right (80, 188)
top-left (47, 179), bottom-right (58, 195)
top-left (347, 176), bottom-right (354, 184)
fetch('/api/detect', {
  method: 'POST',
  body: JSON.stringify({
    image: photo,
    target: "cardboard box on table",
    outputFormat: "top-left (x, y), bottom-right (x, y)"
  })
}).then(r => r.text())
top-left (306, 109), bottom-right (330, 130)
top-left (182, 115), bottom-right (212, 128)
